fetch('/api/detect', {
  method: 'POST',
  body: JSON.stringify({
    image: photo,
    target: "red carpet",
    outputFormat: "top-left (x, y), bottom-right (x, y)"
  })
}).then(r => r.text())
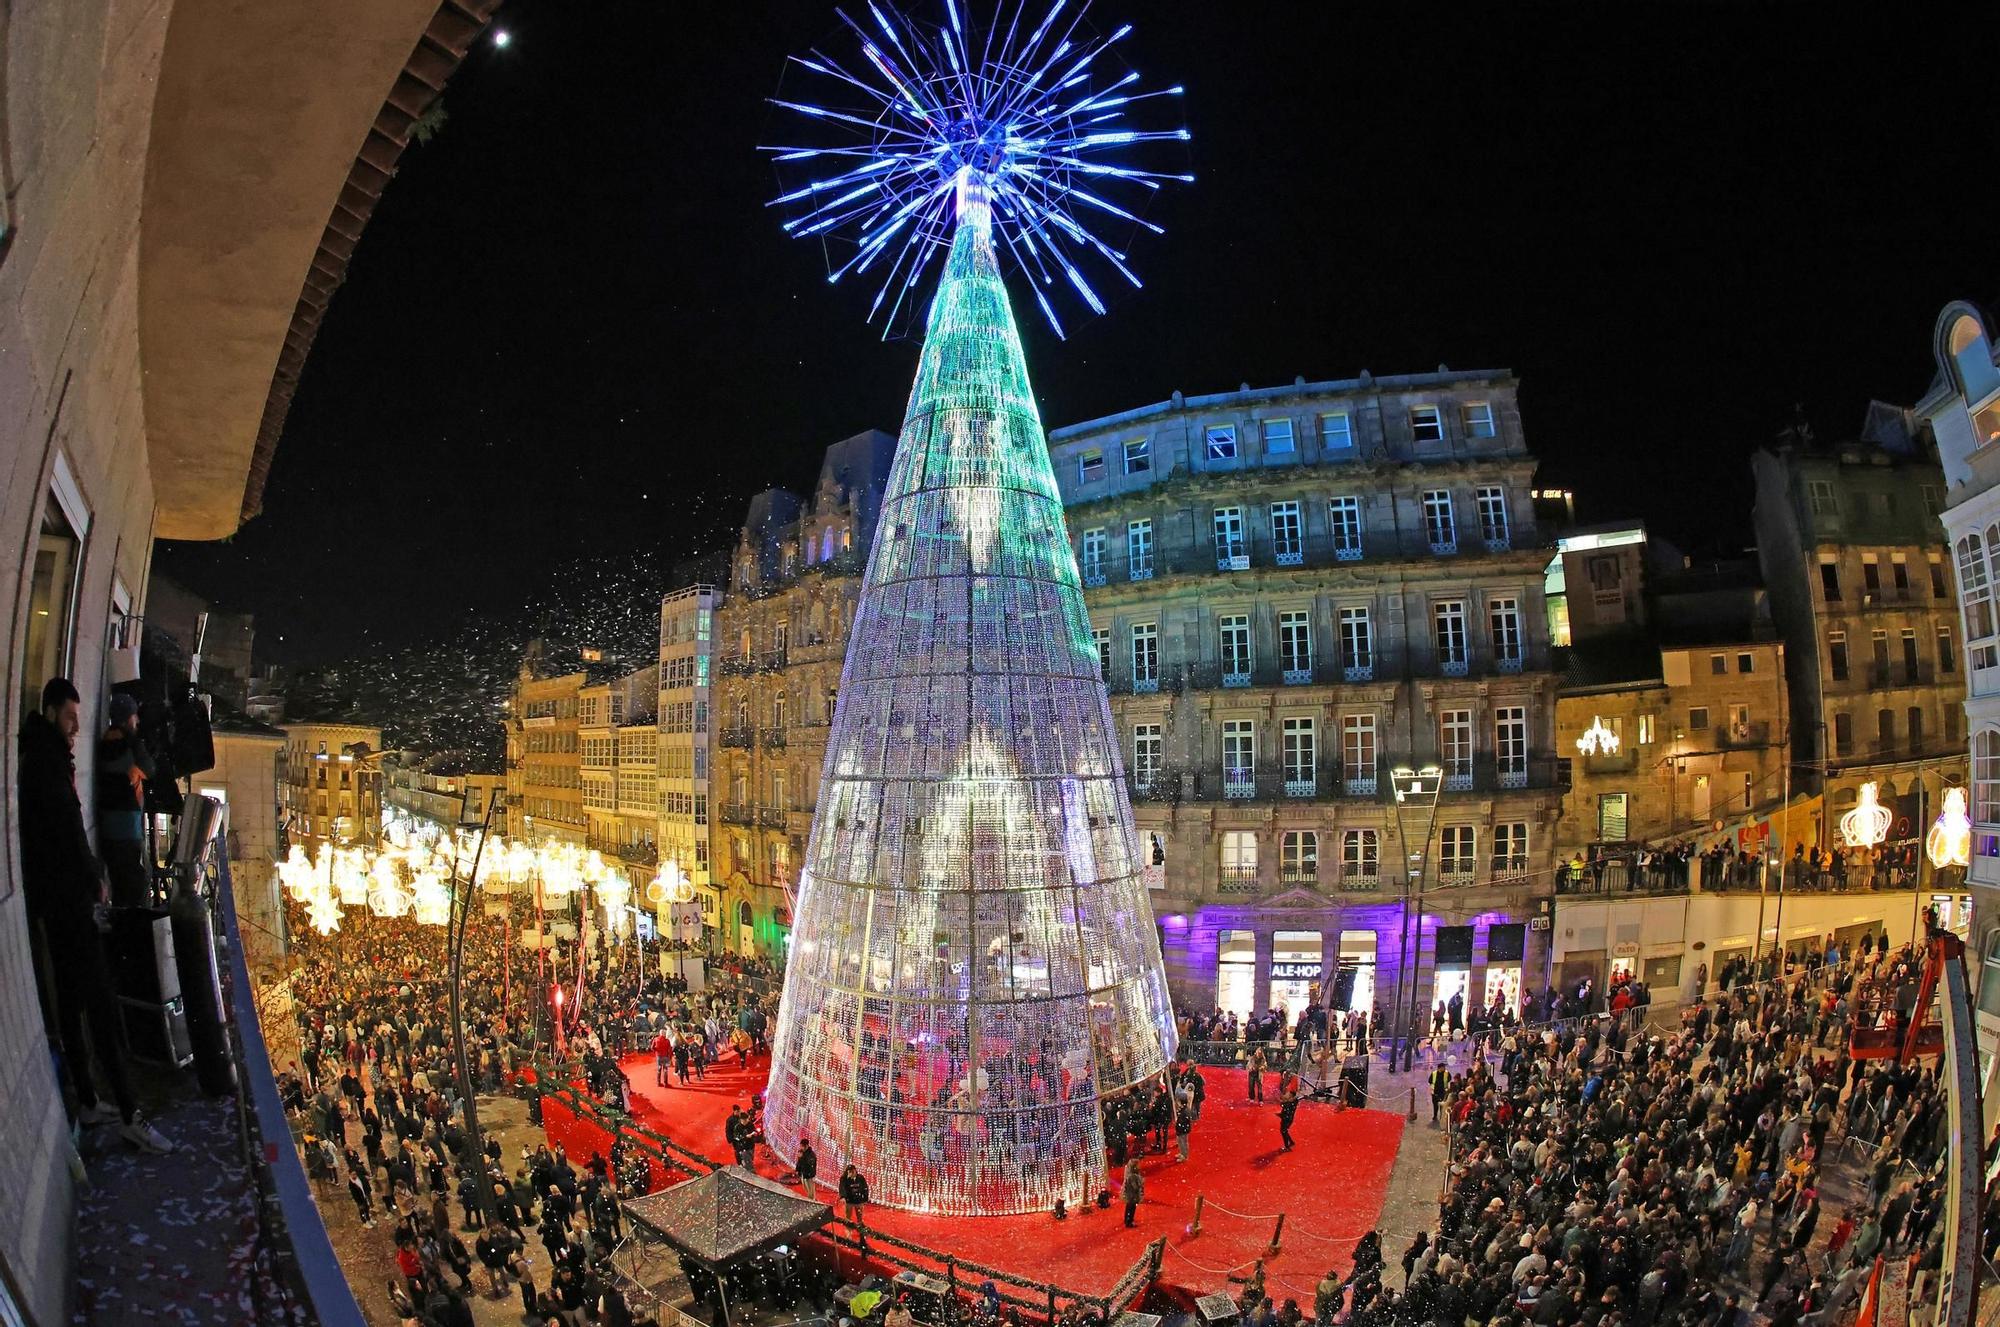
top-left (547, 1052), bottom-right (1403, 1304)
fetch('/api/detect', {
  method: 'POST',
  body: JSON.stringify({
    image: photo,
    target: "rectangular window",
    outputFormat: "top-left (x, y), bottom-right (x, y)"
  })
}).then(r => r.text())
top-left (1737, 652), bottom-right (1754, 673)
top-left (1270, 500), bottom-right (1303, 564)
top-left (1329, 496), bottom-right (1364, 559)
top-left (1440, 825), bottom-right (1476, 877)
top-left (1342, 829), bottom-right (1379, 881)
top-left (1492, 823), bottom-right (1528, 874)
top-left (1711, 652), bottom-right (1728, 675)
top-left (1078, 448), bottom-right (1105, 483)
top-left (1636, 713), bottom-right (1655, 745)
top-left (1434, 600), bottom-right (1468, 673)
top-left (1862, 554), bottom-right (1881, 595)
top-left (1122, 437), bottom-right (1151, 474)
top-left (1282, 718), bottom-right (1316, 794)
top-left (1320, 411), bottom-right (1353, 450)
top-left (1819, 555), bottom-right (1841, 602)
top-left (1219, 613), bottom-right (1253, 684)
top-left (1339, 606), bottom-right (1373, 678)
top-left (1878, 708), bottom-right (1896, 748)
top-left (1264, 418), bottom-right (1295, 454)
top-left (1829, 629), bottom-right (1848, 682)
top-left (1597, 792), bottom-right (1629, 840)
top-left (1423, 489), bottom-right (1457, 552)
top-left (1214, 506), bottom-right (1246, 567)
top-left (1220, 831), bottom-right (1258, 887)
top-left (1833, 711), bottom-right (1853, 757)
top-left (1902, 628), bottom-right (1920, 681)
top-left (1808, 479), bottom-right (1837, 516)
top-left (1222, 720), bottom-right (1256, 798)
top-left (1489, 597), bottom-right (1522, 668)
top-left (1892, 554), bottom-right (1910, 593)
top-left (1410, 405), bottom-right (1444, 443)
top-left (1131, 623), bottom-right (1158, 687)
top-left (1462, 401), bottom-right (1496, 438)
top-left (1278, 610), bottom-right (1313, 681)
top-left (1476, 485), bottom-right (1509, 547)
top-left (1496, 706), bottom-right (1528, 784)
top-left (1440, 709), bottom-right (1472, 785)
top-left (1939, 627), bottom-right (1955, 674)
top-left (1930, 551), bottom-right (1948, 598)
top-left (1132, 723), bottom-right (1162, 792)
top-left (1342, 715), bottom-right (1377, 790)
top-left (1094, 628), bottom-right (1111, 680)
top-left (1281, 830), bottom-right (1318, 881)
top-left (1872, 628), bottom-right (1889, 679)
top-left (1080, 528), bottom-right (1105, 582)
top-left (1908, 706), bottom-right (1924, 749)
top-left (1205, 424), bottom-right (1238, 460)
top-left (1127, 519), bottom-right (1153, 579)
top-left (1689, 706), bottom-right (1710, 731)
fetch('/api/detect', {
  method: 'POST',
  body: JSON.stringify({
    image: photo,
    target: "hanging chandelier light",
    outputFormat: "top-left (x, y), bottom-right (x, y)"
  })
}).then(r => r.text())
top-left (332, 847), bottom-right (370, 907)
top-left (646, 859), bottom-right (694, 907)
top-left (1840, 781), bottom-right (1894, 849)
top-left (307, 886), bottom-right (343, 936)
top-left (1575, 715), bottom-right (1620, 757)
top-left (410, 869), bottom-right (452, 927)
top-left (596, 871), bottom-right (631, 927)
top-left (1927, 786), bottom-right (1971, 869)
top-left (367, 852), bottom-right (410, 918)
top-left (279, 844), bottom-right (315, 901)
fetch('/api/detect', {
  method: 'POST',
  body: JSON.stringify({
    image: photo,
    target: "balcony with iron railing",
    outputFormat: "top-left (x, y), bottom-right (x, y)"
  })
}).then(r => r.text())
top-left (756, 805), bottom-right (791, 829)
top-left (1133, 753), bottom-right (1558, 805)
top-left (760, 726), bottom-right (788, 748)
top-left (719, 726), bottom-right (753, 748)
top-left (1073, 526), bottom-right (1531, 590)
top-left (720, 802), bottom-right (755, 826)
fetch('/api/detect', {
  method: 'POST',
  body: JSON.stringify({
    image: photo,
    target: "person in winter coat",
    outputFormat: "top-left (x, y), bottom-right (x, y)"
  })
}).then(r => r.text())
top-left (93, 692), bottom-right (153, 907)
top-left (1120, 1157), bottom-right (1144, 1227)
top-left (795, 1138), bottom-right (819, 1200)
top-left (838, 1163), bottom-right (870, 1226)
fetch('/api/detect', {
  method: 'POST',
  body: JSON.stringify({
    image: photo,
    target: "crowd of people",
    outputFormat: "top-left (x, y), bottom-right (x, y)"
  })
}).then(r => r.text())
top-left (1321, 940), bottom-right (1953, 1326)
top-left (1558, 837), bottom-right (1927, 897)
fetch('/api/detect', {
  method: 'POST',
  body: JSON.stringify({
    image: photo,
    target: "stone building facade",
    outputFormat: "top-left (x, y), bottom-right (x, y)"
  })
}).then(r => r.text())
top-left (580, 664), bottom-right (660, 868)
top-left (712, 430), bottom-right (896, 957)
top-left (1916, 299), bottom-right (2000, 1127)
top-left (1044, 371), bottom-right (1562, 1032)
top-left (659, 584), bottom-right (722, 930)
top-left (278, 721), bottom-right (384, 853)
top-left (1751, 412), bottom-right (1968, 862)
top-left (506, 668), bottom-right (586, 843)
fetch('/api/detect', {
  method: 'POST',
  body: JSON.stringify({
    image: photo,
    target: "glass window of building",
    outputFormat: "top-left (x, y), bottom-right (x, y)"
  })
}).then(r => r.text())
top-left (1492, 822), bottom-right (1528, 875)
top-left (1489, 597), bottom-right (1522, 668)
top-left (1462, 401), bottom-right (1496, 438)
top-left (1808, 479), bottom-right (1836, 515)
top-left (1220, 831), bottom-right (1258, 885)
top-left (1222, 720), bottom-right (1256, 797)
top-left (1440, 825), bottom-right (1476, 878)
top-left (1440, 709), bottom-right (1472, 788)
top-left (1833, 711), bottom-right (1852, 756)
top-left (1132, 723), bottom-right (1162, 792)
top-left (1335, 931), bottom-right (1377, 1013)
top-left (1597, 792), bottom-right (1628, 840)
top-left (1320, 412), bottom-right (1353, 450)
top-left (1434, 600), bottom-right (1468, 674)
top-left (1130, 623), bottom-right (1158, 688)
top-left (1410, 405), bottom-right (1444, 443)
top-left (1476, 485), bottom-right (1509, 547)
top-left (1892, 554), bottom-right (1910, 592)
top-left (1282, 717), bottom-right (1316, 795)
top-left (1264, 418), bottom-right (1295, 454)
top-left (1278, 610), bottom-right (1313, 681)
top-left (1078, 448), bottom-right (1105, 483)
top-left (1341, 831), bottom-right (1379, 884)
top-left (1280, 832), bottom-right (1317, 883)
top-left (1217, 929), bottom-right (1257, 1020)
top-left (1214, 506), bottom-right (1246, 566)
top-left (1329, 496), bottom-right (1364, 559)
top-left (1220, 614), bottom-right (1253, 685)
top-left (1496, 707), bottom-right (1528, 786)
top-left (1123, 437), bottom-right (1151, 474)
top-left (1829, 630), bottom-right (1848, 682)
top-left (1423, 489), bottom-right (1456, 552)
top-left (1862, 554), bottom-right (1881, 595)
top-left (1080, 527), bottom-right (1105, 583)
top-left (1270, 500), bottom-right (1303, 564)
top-left (1339, 606), bottom-right (1374, 678)
top-left (1929, 551), bottom-right (1948, 598)
top-left (1939, 627), bottom-right (1955, 674)
top-left (1342, 715), bottom-right (1377, 792)
top-left (1127, 520), bottom-right (1153, 579)
top-left (1205, 424), bottom-right (1237, 460)
top-left (1819, 554), bottom-right (1841, 602)
top-left (1269, 930), bottom-right (1322, 1023)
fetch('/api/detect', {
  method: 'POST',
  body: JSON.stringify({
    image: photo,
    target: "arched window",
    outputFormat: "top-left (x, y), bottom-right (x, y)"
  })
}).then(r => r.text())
top-left (739, 900), bottom-right (754, 927)
top-left (821, 527), bottom-right (836, 562)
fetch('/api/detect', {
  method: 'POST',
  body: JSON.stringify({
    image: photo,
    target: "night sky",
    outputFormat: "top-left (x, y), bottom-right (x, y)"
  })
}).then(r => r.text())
top-left (154, 1), bottom-right (2000, 664)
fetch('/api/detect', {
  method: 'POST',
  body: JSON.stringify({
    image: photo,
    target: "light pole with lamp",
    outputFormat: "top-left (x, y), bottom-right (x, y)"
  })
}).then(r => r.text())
top-left (1389, 765), bottom-right (1444, 1073)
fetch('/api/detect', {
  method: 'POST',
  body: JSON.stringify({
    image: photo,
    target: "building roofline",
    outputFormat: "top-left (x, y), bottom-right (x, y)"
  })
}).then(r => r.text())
top-left (1047, 368), bottom-right (1516, 441)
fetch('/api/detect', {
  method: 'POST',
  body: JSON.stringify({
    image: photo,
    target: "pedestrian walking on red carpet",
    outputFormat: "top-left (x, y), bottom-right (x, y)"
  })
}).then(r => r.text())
top-left (1121, 1157), bottom-right (1144, 1227)
top-left (1247, 1046), bottom-right (1266, 1102)
top-left (1277, 1073), bottom-right (1300, 1151)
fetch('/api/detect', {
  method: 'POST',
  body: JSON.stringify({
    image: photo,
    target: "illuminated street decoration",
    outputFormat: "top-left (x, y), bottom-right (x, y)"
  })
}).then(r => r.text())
top-left (1841, 780), bottom-right (1894, 848)
top-left (761, 0), bottom-right (1185, 1217)
top-left (1927, 786), bottom-right (1971, 869)
top-left (1575, 715), bottom-right (1620, 757)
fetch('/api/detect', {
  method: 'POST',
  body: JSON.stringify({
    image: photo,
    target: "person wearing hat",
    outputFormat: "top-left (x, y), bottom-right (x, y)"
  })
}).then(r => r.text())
top-left (95, 691), bottom-right (154, 909)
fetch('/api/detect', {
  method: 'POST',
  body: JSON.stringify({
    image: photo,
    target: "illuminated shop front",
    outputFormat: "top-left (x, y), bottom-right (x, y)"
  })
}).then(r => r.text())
top-left (1333, 930), bottom-right (1378, 1016)
top-left (1217, 928), bottom-right (1257, 1021)
top-left (1269, 930), bottom-right (1323, 1024)
top-left (1482, 923), bottom-right (1526, 1015)
top-left (1431, 926), bottom-right (1474, 1025)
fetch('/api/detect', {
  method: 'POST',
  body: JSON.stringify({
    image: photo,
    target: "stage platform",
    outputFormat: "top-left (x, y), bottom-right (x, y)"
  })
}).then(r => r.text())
top-left (539, 1050), bottom-right (1405, 1305)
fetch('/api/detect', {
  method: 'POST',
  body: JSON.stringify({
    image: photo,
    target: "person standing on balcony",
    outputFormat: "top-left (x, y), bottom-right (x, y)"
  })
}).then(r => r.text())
top-left (94, 693), bottom-right (153, 908)
top-left (18, 677), bottom-right (172, 1153)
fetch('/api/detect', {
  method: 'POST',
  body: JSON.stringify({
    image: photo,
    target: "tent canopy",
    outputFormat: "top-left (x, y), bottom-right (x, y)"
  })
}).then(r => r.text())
top-left (623, 1166), bottom-right (831, 1266)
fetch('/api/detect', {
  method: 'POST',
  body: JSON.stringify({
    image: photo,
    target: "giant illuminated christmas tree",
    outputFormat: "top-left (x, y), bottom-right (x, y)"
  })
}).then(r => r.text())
top-left (759, 0), bottom-right (1189, 1216)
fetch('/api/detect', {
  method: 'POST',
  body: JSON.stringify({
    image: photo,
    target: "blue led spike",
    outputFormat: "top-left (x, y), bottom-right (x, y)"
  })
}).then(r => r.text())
top-left (766, 0), bottom-right (1189, 329)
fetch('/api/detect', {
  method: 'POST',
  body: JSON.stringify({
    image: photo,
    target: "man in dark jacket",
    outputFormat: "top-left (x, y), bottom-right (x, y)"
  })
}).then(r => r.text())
top-left (93, 692), bottom-right (152, 908)
top-left (19, 678), bottom-right (171, 1153)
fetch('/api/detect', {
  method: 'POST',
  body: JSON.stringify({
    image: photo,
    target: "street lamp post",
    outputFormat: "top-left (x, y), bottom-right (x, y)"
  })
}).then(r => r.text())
top-left (446, 789), bottom-right (505, 1229)
top-left (1389, 765), bottom-right (1444, 1073)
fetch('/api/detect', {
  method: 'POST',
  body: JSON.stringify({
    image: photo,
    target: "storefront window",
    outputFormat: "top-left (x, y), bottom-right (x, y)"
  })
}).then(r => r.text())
top-left (1217, 929), bottom-right (1257, 1021)
top-left (1335, 929), bottom-right (1377, 1015)
top-left (1483, 923), bottom-right (1526, 1014)
top-left (1269, 930), bottom-right (1322, 1025)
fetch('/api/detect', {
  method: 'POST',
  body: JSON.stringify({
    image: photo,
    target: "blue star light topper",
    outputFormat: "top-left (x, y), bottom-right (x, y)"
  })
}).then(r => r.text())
top-left (763, 0), bottom-right (1191, 338)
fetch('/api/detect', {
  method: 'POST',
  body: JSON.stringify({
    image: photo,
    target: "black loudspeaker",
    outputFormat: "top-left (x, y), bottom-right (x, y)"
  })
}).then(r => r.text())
top-left (170, 890), bottom-right (234, 1096)
top-left (1332, 966), bottom-right (1357, 1009)
top-left (1339, 1055), bottom-right (1370, 1108)
top-left (109, 908), bottom-right (181, 1004)
top-left (120, 995), bottom-right (194, 1068)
